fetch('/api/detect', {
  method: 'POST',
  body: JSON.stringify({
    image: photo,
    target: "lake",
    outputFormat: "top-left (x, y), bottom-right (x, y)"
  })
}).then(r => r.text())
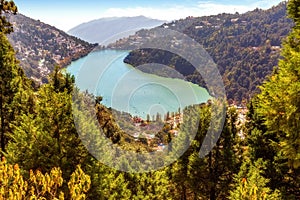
top-left (67, 50), bottom-right (210, 119)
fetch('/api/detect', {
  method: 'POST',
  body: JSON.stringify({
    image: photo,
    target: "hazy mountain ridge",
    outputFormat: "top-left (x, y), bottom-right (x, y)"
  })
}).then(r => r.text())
top-left (6, 14), bottom-right (97, 84)
top-left (109, 2), bottom-right (293, 103)
top-left (68, 16), bottom-right (166, 45)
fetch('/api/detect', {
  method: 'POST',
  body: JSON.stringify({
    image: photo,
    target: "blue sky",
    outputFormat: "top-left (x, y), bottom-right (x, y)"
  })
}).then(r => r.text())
top-left (13, 0), bottom-right (284, 31)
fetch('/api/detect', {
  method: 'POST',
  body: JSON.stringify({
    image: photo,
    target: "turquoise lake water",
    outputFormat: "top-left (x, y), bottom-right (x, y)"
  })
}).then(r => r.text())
top-left (67, 50), bottom-right (211, 118)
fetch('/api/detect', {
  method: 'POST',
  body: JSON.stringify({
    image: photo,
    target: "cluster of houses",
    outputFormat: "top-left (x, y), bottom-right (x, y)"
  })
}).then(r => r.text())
top-left (232, 105), bottom-right (248, 139)
top-left (10, 20), bottom-right (91, 85)
top-left (131, 113), bottom-right (183, 151)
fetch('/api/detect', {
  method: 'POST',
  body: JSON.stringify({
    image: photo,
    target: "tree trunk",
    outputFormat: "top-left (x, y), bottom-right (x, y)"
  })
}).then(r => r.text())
top-left (209, 152), bottom-right (216, 200)
top-left (0, 90), bottom-right (5, 154)
top-left (181, 184), bottom-right (187, 200)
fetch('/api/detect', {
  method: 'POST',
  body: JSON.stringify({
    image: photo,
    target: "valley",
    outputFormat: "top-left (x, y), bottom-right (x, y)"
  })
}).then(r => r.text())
top-left (0, 1), bottom-right (299, 199)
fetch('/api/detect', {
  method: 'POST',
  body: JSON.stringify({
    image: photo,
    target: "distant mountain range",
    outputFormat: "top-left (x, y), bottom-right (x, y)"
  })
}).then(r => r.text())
top-left (68, 16), bottom-right (166, 45)
top-left (6, 14), bottom-right (96, 84)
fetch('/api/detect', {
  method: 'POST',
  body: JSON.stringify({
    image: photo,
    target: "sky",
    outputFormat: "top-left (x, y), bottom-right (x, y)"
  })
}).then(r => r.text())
top-left (13, 0), bottom-right (285, 31)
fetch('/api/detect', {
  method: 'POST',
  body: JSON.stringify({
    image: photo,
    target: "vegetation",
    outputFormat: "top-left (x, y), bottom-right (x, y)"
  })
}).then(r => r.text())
top-left (0, 0), bottom-right (17, 33)
top-left (0, 157), bottom-right (90, 200)
top-left (110, 2), bottom-right (293, 104)
top-left (6, 13), bottom-right (97, 84)
top-left (0, 0), bottom-right (299, 199)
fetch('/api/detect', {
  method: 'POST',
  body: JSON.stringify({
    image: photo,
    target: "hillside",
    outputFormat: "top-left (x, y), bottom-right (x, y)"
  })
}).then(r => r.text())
top-left (108, 2), bottom-right (293, 103)
top-left (6, 14), bottom-right (97, 84)
top-left (68, 16), bottom-right (165, 45)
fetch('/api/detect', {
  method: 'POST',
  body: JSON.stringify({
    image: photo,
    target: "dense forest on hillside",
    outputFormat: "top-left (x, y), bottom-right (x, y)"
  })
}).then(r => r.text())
top-left (110, 2), bottom-right (293, 103)
top-left (0, 0), bottom-right (299, 199)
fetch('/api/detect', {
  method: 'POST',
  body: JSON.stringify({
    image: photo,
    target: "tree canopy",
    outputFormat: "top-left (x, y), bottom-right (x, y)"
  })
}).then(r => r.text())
top-left (0, 0), bottom-right (17, 33)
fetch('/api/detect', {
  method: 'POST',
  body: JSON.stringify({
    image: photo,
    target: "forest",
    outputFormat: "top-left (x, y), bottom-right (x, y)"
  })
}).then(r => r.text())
top-left (0, 0), bottom-right (299, 199)
top-left (112, 2), bottom-right (293, 104)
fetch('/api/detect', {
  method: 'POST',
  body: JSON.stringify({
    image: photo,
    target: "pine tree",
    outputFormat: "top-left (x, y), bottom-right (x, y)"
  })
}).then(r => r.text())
top-left (168, 104), bottom-right (240, 199)
top-left (257, 0), bottom-right (300, 170)
top-left (0, 32), bottom-right (31, 155)
top-left (229, 158), bottom-right (281, 200)
top-left (248, 0), bottom-right (300, 198)
top-left (5, 70), bottom-right (89, 183)
top-left (0, 158), bottom-right (90, 199)
top-left (101, 171), bottom-right (132, 200)
top-left (186, 106), bottom-right (240, 199)
top-left (0, 0), bottom-right (18, 34)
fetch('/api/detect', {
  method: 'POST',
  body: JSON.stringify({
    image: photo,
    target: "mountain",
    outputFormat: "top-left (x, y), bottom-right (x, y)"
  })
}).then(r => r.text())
top-left (6, 14), bottom-right (97, 84)
top-left (108, 2), bottom-right (293, 103)
top-left (68, 16), bottom-right (166, 45)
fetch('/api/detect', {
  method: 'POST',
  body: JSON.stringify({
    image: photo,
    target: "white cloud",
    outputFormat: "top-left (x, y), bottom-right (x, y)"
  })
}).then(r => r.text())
top-left (29, 0), bottom-right (284, 31)
top-left (98, 0), bottom-right (284, 22)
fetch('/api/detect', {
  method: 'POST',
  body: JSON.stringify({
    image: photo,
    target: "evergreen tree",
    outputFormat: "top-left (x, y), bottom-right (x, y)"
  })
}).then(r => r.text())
top-left (187, 106), bottom-right (241, 199)
top-left (248, 0), bottom-right (300, 197)
top-left (0, 32), bottom-right (31, 155)
top-left (0, 158), bottom-right (90, 199)
top-left (168, 104), bottom-right (240, 199)
top-left (0, 0), bottom-right (18, 34)
top-left (5, 70), bottom-right (89, 185)
top-left (229, 158), bottom-right (281, 200)
top-left (256, 0), bottom-right (300, 170)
